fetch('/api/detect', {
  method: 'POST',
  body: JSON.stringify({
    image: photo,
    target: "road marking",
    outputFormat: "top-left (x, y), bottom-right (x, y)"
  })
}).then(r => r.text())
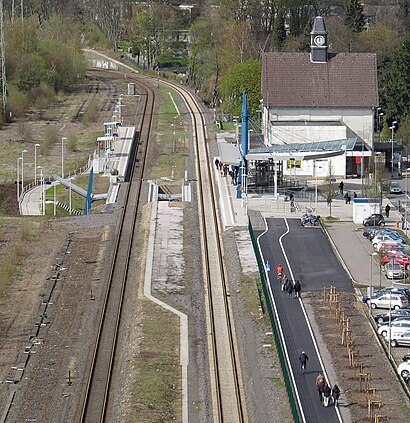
top-left (280, 218), bottom-right (343, 423)
top-left (257, 219), bottom-right (307, 423)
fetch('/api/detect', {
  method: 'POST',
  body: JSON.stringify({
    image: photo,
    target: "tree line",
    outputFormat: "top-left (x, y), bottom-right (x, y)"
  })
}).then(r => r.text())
top-left (2, 1), bottom-right (410, 146)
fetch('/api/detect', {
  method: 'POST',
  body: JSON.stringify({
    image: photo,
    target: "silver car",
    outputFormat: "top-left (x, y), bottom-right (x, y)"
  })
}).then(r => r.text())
top-left (385, 262), bottom-right (405, 279)
top-left (390, 330), bottom-right (410, 347)
top-left (390, 181), bottom-right (402, 194)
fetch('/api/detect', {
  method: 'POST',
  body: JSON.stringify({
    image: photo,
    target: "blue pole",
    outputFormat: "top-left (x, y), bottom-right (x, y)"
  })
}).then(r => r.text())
top-left (237, 91), bottom-right (248, 199)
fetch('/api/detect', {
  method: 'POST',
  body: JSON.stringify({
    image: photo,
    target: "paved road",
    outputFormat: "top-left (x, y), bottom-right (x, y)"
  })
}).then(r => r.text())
top-left (259, 217), bottom-right (353, 422)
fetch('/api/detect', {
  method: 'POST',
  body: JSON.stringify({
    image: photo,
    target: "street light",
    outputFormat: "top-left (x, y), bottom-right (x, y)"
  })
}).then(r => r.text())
top-left (17, 157), bottom-right (22, 201)
top-left (34, 143), bottom-right (40, 185)
top-left (21, 149), bottom-right (27, 196)
top-left (369, 252), bottom-right (378, 317)
top-left (38, 166), bottom-right (45, 215)
top-left (378, 112), bottom-right (384, 134)
top-left (390, 121), bottom-right (397, 177)
top-left (61, 137), bottom-right (67, 178)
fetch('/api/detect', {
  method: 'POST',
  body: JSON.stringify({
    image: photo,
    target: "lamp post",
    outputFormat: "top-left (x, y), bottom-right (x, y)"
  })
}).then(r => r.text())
top-left (21, 149), bottom-right (27, 196)
top-left (361, 139), bottom-right (367, 196)
top-left (38, 166), bottom-right (45, 215)
top-left (17, 157), bottom-right (22, 201)
top-left (390, 121), bottom-right (397, 177)
top-left (378, 112), bottom-right (384, 134)
top-left (369, 252), bottom-right (378, 317)
top-left (376, 108), bottom-right (382, 133)
top-left (406, 172), bottom-right (408, 236)
top-left (34, 143), bottom-right (40, 185)
top-left (61, 137), bottom-right (67, 178)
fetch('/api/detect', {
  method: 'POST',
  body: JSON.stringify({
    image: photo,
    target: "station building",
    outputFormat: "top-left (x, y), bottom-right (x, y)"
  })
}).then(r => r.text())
top-left (247, 16), bottom-right (379, 192)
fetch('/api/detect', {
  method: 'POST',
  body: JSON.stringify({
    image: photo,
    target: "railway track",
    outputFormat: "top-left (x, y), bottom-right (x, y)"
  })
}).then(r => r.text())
top-left (77, 77), bottom-right (154, 422)
top-left (78, 55), bottom-right (246, 422)
top-left (157, 79), bottom-right (247, 422)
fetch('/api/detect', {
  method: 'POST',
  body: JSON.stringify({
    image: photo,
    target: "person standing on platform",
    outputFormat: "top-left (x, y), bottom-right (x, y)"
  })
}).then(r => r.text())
top-left (287, 281), bottom-right (294, 298)
top-left (339, 181), bottom-right (344, 195)
top-left (299, 351), bottom-right (309, 373)
top-left (294, 280), bottom-right (301, 298)
top-left (332, 384), bottom-right (340, 407)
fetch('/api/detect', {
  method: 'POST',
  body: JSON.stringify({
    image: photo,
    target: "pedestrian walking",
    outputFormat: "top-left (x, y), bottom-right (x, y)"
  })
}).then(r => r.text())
top-left (294, 280), bottom-right (301, 298)
top-left (282, 274), bottom-right (288, 292)
top-left (299, 351), bottom-right (309, 373)
top-left (323, 383), bottom-right (332, 407)
top-left (344, 192), bottom-right (349, 204)
top-left (316, 373), bottom-right (325, 402)
top-left (385, 204), bottom-right (391, 218)
top-left (332, 384), bottom-right (340, 407)
top-left (353, 191), bottom-right (357, 198)
top-left (287, 281), bottom-right (294, 298)
top-left (214, 158), bottom-right (219, 170)
top-left (339, 181), bottom-right (344, 195)
top-left (347, 194), bottom-right (351, 204)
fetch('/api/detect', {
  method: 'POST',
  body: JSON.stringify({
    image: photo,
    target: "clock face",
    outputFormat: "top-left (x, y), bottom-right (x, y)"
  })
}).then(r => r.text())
top-left (314, 35), bottom-right (325, 46)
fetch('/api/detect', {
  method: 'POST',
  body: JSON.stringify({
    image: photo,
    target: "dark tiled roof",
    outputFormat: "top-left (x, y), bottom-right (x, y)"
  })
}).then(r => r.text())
top-left (262, 52), bottom-right (378, 108)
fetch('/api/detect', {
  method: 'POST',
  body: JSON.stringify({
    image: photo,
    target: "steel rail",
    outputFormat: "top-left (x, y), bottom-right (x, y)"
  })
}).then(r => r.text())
top-left (156, 79), bottom-right (246, 422)
top-left (78, 76), bottom-right (155, 423)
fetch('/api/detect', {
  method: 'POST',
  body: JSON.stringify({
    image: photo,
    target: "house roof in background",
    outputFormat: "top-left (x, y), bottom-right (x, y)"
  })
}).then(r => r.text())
top-left (262, 52), bottom-right (378, 108)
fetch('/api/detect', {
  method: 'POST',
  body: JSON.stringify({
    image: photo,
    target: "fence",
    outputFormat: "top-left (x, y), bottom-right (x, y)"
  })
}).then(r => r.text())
top-left (248, 217), bottom-right (301, 422)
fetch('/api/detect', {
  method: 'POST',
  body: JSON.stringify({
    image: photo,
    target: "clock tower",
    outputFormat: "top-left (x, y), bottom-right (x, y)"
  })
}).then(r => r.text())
top-left (310, 16), bottom-right (328, 63)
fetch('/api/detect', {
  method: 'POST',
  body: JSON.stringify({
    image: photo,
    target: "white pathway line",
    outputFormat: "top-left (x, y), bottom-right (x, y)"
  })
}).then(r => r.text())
top-left (143, 201), bottom-right (189, 423)
top-left (82, 48), bottom-right (139, 74)
top-left (281, 218), bottom-right (343, 422)
top-left (168, 92), bottom-right (181, 117)
top-left (257, 219), bottom-right (307, 423)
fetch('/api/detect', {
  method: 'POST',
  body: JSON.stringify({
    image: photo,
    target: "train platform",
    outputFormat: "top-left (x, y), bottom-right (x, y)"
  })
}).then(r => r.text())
top-left (19, 126), bottom-right (135, 215)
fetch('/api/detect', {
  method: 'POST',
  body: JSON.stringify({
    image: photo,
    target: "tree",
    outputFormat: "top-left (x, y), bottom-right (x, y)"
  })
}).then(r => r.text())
top-left (396, 114), bottom-right (410, 151)
top-left (378, 32), bottom-right (410, 127)
top-left (271, 8), bottom-right (286, 51)
top-left (344, 0), bottom-right (365, 33)
top-left (321, 162), bottom-right (338, 217)
top-left (218, 59), bottom-right (261, 118)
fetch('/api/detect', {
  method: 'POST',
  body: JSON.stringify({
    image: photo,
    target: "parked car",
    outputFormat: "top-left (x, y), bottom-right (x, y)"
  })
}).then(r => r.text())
top-left (374, 240), bottom-right (405, 252)
top-left (371, 231), bottom-right (406, 244)
top-left (403, 352), bottom-right (410, 361)
top-left (381, 253), bottom-right (410, 269)
top-left (385, 262), bottom-right (406, 279)
top-left (374, 309), bottom-right (410, 325)
top-left (397, 360), bottom-right (410, 378)
top-left (363, 214), bottom-right (385, 227)
top-left (390, 181), bottom-right (403, 194)
top-left (378, 320), bottom-right (410, 337)
top-left (390, 330), bottom-right (410, 347)
top-left (370, 293), bottom-right (409, 310)
top-left (362, 287), bottom-right (410, 303)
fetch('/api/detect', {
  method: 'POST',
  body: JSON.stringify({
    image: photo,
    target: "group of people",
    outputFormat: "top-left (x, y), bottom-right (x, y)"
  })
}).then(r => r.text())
top-left (214, 158), bottom-right (239, 185)
top-left (339, 181), bottom-right (357, 204)
top-left (316, 372), bottom-right (340, 407)
top-left (276, 264), bottom-right (302, 299)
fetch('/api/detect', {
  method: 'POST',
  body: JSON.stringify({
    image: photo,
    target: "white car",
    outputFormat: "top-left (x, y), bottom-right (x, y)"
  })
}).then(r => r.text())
top-left (370, 294), bottom-right (409, 310)
top-left (372, 235), bottom-right (403, 247)
top-left (390, 181), bottom-right (402, 194)
top-left (378, 320), bottom-right (410, 338)
top-left (397, 361), bottom-right (410, 378)
top-left (374, 240), bottom-right (405, 252)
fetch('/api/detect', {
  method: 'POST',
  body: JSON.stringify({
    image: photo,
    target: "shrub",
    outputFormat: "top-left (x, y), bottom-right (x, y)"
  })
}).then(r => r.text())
top-left (41, 126), bottom-right (59, 156)
top-left (8, 85), bottom-right (30, 117)
top-left (17, 121), bottom-right (34, 141)
top-left (82, 96), bottom-right (99, 125)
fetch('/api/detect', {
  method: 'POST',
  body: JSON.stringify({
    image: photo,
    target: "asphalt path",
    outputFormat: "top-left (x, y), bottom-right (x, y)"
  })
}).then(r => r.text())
top-left (258, 217), bottom-right (353, 423)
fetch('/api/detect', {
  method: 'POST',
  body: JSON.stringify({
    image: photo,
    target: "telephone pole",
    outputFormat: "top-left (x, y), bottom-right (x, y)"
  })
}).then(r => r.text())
top-left (0, 0), bottom-right (7, 118)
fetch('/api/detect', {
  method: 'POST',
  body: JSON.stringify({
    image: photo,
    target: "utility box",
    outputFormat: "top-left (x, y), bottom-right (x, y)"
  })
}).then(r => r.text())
top-left (128, 83), bottom-right (136, 95)
top-left (352, 198), bottom-right (381, 224)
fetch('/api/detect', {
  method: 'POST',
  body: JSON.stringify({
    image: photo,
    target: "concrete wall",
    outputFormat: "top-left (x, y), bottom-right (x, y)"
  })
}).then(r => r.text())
top-left (265, 106), bottom-right (374, 147)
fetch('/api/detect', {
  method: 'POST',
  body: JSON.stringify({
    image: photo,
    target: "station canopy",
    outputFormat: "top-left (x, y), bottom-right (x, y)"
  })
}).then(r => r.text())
top-left (246, 137), bottom-right (359, 161)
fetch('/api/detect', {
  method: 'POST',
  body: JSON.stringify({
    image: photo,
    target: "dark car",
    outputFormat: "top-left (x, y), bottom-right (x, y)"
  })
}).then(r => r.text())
top-left (374, 309), bottom-right (410, 325)
top-left (363, 213), bottom-right (385, 227)
top-left (403, 352), bottom-right (410, 362)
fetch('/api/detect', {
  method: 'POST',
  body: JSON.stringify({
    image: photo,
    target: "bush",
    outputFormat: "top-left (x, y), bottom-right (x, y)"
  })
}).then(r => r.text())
top-left (34, 82), bottom-right (55, 110)
top-left (8, 85), bottom-right (30, 117)
top-left (17, 122), bottom-right (34, 141)
top-left (41, 126), bottom-right (59, 156)
top-left (82, 96), bottom-right (99, 124)
top-left (67, 132), bottom-right (78, 152)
